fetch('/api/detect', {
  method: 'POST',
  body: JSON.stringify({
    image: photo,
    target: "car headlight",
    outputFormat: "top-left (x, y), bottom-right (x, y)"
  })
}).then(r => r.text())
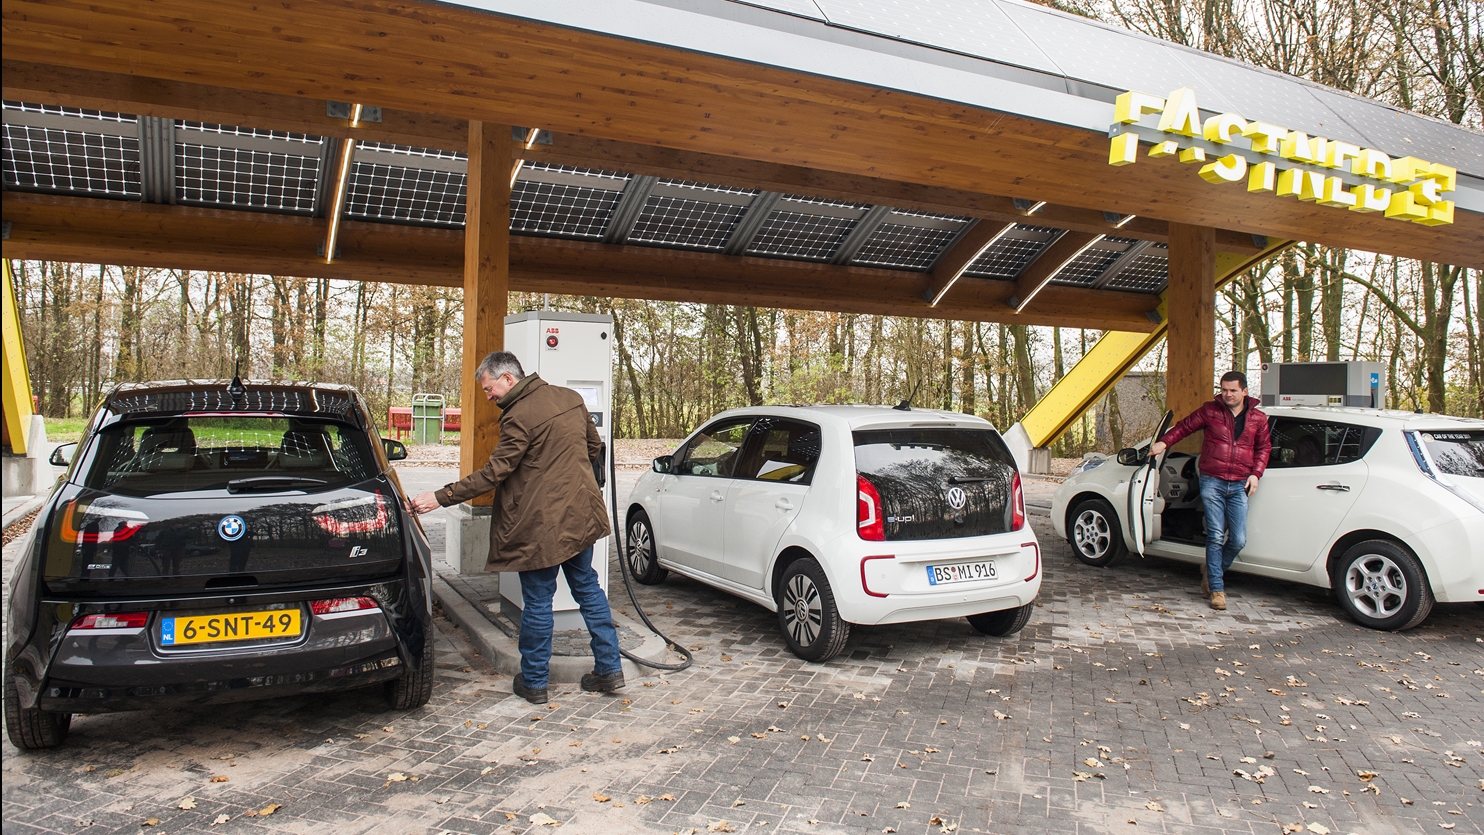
top-left (1070, 457), bottom-right (1106, 477)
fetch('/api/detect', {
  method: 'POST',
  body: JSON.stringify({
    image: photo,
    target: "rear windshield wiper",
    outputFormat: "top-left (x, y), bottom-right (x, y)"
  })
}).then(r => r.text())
top-left (947, 476), bottom-right (993, 484)
top-left (227, 476), bottom-right (329, 493)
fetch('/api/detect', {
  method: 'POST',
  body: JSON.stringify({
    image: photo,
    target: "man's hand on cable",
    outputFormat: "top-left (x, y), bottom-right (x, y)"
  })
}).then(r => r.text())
top-left (409, 491), bottom-right (441, 514)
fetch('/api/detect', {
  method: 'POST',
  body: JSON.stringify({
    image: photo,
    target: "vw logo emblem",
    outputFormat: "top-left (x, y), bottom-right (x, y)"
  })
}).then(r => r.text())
top-left (218, 515), bottom-right (246, 542)
top-left (946, 486), bottom-right (967, 510)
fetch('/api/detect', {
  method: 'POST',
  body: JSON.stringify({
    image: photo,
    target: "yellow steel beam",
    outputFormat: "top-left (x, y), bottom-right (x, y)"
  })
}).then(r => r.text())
top-left (2, 258), bottom-right (37, 454)
top-left (1020, 238), bottom-right (1293, 449)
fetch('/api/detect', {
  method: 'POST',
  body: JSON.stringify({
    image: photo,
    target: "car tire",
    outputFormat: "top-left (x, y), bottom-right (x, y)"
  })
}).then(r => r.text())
top-left (1332, 540), bottom-right (1434, 631)
top-left (625, 510), bottom-right (668, 585)
top-left (385, 621), bottom-right (435, 710)
top-left (966, 603), bottom-right (1034, 637)
top-left (1067, 497), bottom-right (1129, 567)
top-left (776, 557), bottom-right (849, 663)
top-left (5, 661), bottom-right (71, 750)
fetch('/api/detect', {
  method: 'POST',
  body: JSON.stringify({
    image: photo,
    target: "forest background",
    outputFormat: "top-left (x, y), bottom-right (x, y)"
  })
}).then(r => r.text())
top-left (10, 0), bottom-right (1483, 452)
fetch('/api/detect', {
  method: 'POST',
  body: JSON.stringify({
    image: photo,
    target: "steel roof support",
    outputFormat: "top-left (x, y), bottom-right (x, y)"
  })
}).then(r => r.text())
top-left (723, 191), bottom-right (782, 255)
top-left (1089, 239), bottom-right (1155, 290)
top-left (602, 175), bottom-right (658, 244)
top-left (828, 204), bottom-right (892, 265)
top-left (136, 115), bottom-right (175, 204)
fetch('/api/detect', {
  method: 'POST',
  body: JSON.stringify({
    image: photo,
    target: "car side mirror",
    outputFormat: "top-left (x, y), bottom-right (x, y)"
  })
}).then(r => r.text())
top-left (382, 438), bottom-right (408, 461)
top-left (1115, 447), bottom-right (1144, 466)
top-left (652, 455), bottom-right (672, 474)
top-left (49, 443), bottom-right (77, 467)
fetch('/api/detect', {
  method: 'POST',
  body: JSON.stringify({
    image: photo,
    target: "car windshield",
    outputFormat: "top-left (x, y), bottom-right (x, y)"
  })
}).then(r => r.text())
top-left (83, 416), bottom-right (377, 496)
top-left (1419, 430), bottom-right (1484, 479)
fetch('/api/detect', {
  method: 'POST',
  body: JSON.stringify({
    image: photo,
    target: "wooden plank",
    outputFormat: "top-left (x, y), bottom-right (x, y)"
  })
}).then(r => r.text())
top-left (923, 220), bottom-right (1014, 306)
top-left (1010, 231), bottom-right (1101, 312)
top-left (0, 192), bottom-right (1159, 331)
top-left (1165, 223), bottom-right (1217, 452)
top-left (459, 121), bottom-right (513, 504)
top-left (4, 2), bottom-right (1472, 265)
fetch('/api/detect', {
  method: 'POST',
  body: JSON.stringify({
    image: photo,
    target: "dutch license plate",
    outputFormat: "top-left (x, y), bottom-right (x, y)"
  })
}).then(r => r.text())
top-left (160, 609), bottom-right (302, 646)
top-left (926, 560), bottom-right (997, 586)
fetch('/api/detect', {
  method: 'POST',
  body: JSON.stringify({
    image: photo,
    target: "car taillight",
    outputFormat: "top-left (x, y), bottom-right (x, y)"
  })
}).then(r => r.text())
top-left (310, 597), bottom-right (379, 615)
top-left (1011, 471), bottom-right (1026, 531)
top-left (857, 474), bottom-right (884, 541)
top-left (72, 612), bottom-right (149, 629)
top-left (57, 501), bottom-right (147, 544)
top-left (1023, 541), bottom-right (1040, 582)
top-left (311, 494), bottom-right (390, 537)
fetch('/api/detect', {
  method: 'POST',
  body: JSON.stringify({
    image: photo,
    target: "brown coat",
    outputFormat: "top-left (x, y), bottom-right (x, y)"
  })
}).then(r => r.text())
top-left (436, 375), bottom-right (609, 572)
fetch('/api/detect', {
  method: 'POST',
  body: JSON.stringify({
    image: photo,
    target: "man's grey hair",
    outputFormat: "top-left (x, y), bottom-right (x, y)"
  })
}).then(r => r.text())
top-left (475, 351), bottom-right (525, 382)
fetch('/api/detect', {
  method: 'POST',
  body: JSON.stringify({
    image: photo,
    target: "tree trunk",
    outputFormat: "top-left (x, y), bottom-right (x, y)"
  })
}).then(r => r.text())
top-left (960, 320), bottom-right (976, 416)
top-left (1319, 247), bottom-right (1346, 361)
top-left (116, 265), bottom-right (142, 382)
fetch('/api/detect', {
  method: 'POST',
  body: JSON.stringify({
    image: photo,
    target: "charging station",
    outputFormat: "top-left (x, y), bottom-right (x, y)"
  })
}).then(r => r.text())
top-left (1259, 361), bottom-right (1387, 408)
top-left (494, 310), bottom-right (614, 631)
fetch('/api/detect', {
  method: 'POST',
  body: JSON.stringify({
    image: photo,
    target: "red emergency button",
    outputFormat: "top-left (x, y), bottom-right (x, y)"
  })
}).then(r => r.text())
top-left (546, 335), bottom-right (559, 348)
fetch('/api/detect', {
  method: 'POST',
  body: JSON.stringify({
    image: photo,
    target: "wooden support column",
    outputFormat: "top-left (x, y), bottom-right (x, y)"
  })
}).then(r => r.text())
top-left (460, 121), bottom-right (513, 504)
top-left (1165, 223), bottom-right (1216, 452)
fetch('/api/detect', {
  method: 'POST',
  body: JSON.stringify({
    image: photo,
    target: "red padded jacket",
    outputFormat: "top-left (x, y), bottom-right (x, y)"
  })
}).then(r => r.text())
top-left (1158, 396), bottom-right (1272, 481)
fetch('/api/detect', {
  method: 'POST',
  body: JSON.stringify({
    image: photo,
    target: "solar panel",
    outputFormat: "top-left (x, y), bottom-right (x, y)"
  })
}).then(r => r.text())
top-left (511, 179), bottom-right (626, 238)
top-left (2, 101), bottom-right (135, 123)
top-left (176, 143), bottom-right (320, 212)
top-left (346, 162), bottom-right (467, 226)
top-left (2, 123), bottom-right (141, 197)
top-left (850, 222), bottom-right (961, 270)
top-left (1104, 253), bottom-right (1168, 292)
top-left (745, 209), bottom-right (859, 259)
top-left (359, 141), bottom-right (467, 162)
top-left (657, 178), bottom-right (757, 197)
top-left (523, 160), bottom-right (628, 183)
top-left (180, 122), bottom-right (321, 146)
top-left (628, 194), bottom-right (750, 249)
top-left (1050, 243), bottom-right (1123, 286)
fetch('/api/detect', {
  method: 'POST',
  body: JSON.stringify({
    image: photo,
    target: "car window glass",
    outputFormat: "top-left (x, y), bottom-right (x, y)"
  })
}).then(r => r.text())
top-left (736, 419), bottom-right (821, 484)
top-left (676, 419), bottom-right (752, 478)
top-left (1419, 430), bottom-right (1484, 478)
top-left (1266, 418), bottom-right (1368, 469)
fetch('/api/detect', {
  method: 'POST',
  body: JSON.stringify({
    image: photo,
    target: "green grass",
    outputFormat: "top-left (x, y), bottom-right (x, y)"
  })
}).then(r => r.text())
top-left (43, 416), bottom-right (89, 443)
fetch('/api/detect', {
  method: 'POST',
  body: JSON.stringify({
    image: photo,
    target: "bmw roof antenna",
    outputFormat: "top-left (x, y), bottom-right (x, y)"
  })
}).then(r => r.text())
top-left (893, 378), bottom-right (922, 411)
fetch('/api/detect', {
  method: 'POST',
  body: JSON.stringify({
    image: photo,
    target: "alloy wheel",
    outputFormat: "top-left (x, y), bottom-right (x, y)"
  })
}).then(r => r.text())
top-left (1344, 554), bottom-right (1407, 619)
top-left (781, 573), bottom-right (823, 648)
top-left (627, 519), bottom-right (654, 575)
top-left (1073, 509), bottom-right (1111, 558)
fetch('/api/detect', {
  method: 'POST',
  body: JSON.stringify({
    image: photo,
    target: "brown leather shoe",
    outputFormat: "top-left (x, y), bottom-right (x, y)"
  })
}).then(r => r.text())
top-left (1209, 591), bottom-right (1227, 610)
top-left (512, 675), bottom-right (548, 705)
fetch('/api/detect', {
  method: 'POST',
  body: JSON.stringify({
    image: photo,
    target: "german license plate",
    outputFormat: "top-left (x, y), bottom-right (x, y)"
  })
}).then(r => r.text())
top-left (160, 609), bottom-right (302, 646)
top-left (926, 560), bottom-right (997, 586)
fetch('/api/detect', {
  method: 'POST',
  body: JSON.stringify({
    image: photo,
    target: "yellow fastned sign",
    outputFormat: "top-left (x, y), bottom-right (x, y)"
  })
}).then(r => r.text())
top-left (1109, 88), bottom-right (1455, 227)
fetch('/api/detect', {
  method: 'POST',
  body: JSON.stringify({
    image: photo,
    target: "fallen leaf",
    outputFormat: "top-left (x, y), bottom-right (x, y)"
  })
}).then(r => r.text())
top-left (751, 733), bottom-right (766, 739)
top-left (211, 814), bottom-right (231, 826)
top-left (1358, 770), bottom-right (1378, 781)
top-left (1239, 756), bottom-right (1257, 764)
top-left (530, 812), bottom-right (561, 826)
top-left (382, 726), bottom-right (394, 733)
top-left (177, 797), bottom-right (197, 810)
top-left (259, 804), bottom-right (281, 816)
top-left (635, 796), bottom-right (653, 805)
top-left (385, 772), bottom-right (409, 786)
top-left (658, 793), bottom-right (676, 801)
top-left (594, 793), bottom-right (611, 803)
top-left (993, 711), bottom-right (1010, 720)
top-left (1145, 800), bottom-right (1164, 812)
top-left (209, 775), bottom-right (229, 783)
top-left (896, 801), bottom-right (910, 808)
top-left (1178, 723), bottom-right (1191, 730)
top-left (1083, 758), bottom-right (1103, 768)
top-left (1306, 824), bottom-right (1331, 835)
top-left (727, 736), bottom-right (741, 745)
top-left (1308, 786), bottom-right (1330, 794)
top-left (707, 822), bottom-right (736, 833)
top-left (141, 819), bottom-right (160, 828)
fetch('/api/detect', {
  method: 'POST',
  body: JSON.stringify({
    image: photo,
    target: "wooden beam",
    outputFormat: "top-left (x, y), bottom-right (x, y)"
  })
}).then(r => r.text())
top-left (1166, 223), bottom-right (1217, 452)
top-left (1009, 231), bottom-right (1101, 313)
top-left (923, 220), bottom-right (1014, 306)
top-left (460, 122), bottom-right (514, 503)
top-left (0, 192), bottom-right (1161, 331)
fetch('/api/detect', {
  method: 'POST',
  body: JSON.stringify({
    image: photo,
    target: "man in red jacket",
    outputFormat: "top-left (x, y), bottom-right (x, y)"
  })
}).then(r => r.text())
top-left (1149, 371), bottom-right (1271, 611)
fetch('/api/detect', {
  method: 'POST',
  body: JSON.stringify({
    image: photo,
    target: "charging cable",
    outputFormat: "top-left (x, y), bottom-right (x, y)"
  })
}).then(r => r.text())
top-left (606, 444), bottom-right (693, 672)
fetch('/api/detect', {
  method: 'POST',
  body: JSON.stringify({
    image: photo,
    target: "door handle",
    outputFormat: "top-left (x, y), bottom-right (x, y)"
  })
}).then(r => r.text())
top-left (1316, 483), bottom-right (1350, 492)
top-left (710, 490), bottom-right (726, 503)
top-left (775, 498), bottom-right (793, 510)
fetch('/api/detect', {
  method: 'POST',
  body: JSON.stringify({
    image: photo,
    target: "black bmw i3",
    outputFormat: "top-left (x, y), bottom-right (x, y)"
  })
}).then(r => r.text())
top-left (4, 380), bottom-right (435, 750)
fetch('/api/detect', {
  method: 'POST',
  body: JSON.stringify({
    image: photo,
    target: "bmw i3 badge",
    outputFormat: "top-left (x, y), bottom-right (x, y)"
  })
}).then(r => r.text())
top-left (218, 515), bottom-right (246, 541)
top-left (946, 486), bottom-right (967, 510)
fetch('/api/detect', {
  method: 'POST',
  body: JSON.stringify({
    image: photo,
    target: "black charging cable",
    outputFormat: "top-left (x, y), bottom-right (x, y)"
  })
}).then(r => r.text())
top-left (604, 443), bottom-right (693, 672)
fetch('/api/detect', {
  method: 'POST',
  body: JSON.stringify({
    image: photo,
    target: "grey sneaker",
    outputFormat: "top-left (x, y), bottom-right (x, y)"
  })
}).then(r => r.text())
top-left (512, 675), bottom-right (548, 705)
top-left (580, 670), bottom-right (626, 693)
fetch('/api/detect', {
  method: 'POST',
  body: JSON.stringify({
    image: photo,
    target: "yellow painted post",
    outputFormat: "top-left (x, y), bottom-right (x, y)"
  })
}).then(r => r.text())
top-left (1018, 239), bottom-right (1292, 449)
top-left (2, 258), bottom-right (37, 455)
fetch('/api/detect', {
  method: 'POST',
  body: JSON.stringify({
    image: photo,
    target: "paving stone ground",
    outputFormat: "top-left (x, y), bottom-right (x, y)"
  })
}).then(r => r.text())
top-left (3, 467), bottom-right (1481, 835)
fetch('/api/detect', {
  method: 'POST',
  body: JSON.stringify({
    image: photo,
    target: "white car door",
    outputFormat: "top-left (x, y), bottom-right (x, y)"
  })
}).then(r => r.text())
top-left (724, 419), bottom-right (819, 590)
top-left (1240, 417), bottom-right (1371, 571)
top-left (1127, 412), bottom-right (1173, 555)
top-left (655, 417), bottom-right (752, 580)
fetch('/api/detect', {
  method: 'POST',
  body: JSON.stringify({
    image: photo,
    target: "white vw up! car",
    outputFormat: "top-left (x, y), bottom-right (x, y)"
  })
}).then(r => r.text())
top-left (625, 406), bottom-right (1041, 661)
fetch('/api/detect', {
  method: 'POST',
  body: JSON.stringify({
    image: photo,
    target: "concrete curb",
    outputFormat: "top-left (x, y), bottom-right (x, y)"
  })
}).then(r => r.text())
top-left (2, 494), bottom-right (46, 533)
top-left (431, 574), bottom-right (665, 684)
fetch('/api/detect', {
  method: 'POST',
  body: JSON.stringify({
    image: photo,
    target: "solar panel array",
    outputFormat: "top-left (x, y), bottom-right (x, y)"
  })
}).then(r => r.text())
top-left (1, 101), bottom-right (1173, 294)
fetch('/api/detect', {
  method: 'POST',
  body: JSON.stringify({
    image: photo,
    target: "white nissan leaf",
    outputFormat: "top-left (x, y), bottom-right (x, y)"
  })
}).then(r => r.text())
top-left (625, 406), bottom-right (1041, 661)
top-left (1051, 406), bottom-right (1484, 630)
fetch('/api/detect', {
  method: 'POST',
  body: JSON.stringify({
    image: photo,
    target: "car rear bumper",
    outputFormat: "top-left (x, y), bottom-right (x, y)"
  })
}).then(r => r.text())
top-left (832, 534), bottom-right (1042, 625)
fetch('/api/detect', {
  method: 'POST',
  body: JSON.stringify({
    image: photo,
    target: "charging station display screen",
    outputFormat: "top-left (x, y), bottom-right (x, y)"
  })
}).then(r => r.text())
top-left (1282, 364), bottom-right (1347, 396)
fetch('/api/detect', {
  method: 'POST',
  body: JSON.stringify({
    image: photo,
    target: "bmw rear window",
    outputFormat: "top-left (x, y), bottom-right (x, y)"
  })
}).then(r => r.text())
top-left (1419, 430), bottom-right (1484, 479)
top-left (84, 416), bottom-right (377, 496)
top-left (853, 427), bottom-right (1018, 540)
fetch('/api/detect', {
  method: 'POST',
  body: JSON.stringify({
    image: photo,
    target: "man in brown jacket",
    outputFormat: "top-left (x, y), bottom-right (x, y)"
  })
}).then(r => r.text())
top-left (410, 351), bottom-right (622, 704)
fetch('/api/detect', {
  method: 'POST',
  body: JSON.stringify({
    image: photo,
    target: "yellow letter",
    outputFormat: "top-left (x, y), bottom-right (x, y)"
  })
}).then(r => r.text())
top-left (1279, 131), bottom-right (1320, 163)
top-left (1325, 141), bottom-right (1360, 170)
top-left (1109, 132), bottom-right (1139, 166)
top-left (1248, 161), bottom-right (1276, 192)
top-left (1318, 176), bottom-right (1357, 207)
top-left (1384, 191), bottom-right (1429, 220)
top-left (1179, 146), bottom-right (1207, 163)
top-left (1242, 122), bottom-right (1287, 154)
top-left (1348, 184), bottom-right (1391, 212)
top-left (1200, 154), bottom-right (1248, 184)
top-left (1416, 200), bottom-right (1454, 226)
top-left (1114, 91), bottom-right (1166, 124)
top-left (1278, 169), bottom-right (1325, 201)
top-left (1148, 140), bottom-right (1180, 158)
top-left (1419, 163), bottom-right (1457, 193)
top-left (1409, 178), bottom-right (1443, 206)
top-left (1202, 113), bottom-right (1248, 144)
top-left (1158, 88), bottom-right (1201, 136)
top-left (1351, 149), bottom-right (1392, 181)
top-left (1388, 156), bottom-right (1427, 185)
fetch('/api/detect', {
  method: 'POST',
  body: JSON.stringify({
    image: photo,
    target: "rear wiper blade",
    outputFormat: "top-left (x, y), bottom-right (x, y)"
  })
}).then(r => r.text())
top-left (947, 476), bottom-right (992, 483)
top-left (227, 476), bottom-right (328, 493)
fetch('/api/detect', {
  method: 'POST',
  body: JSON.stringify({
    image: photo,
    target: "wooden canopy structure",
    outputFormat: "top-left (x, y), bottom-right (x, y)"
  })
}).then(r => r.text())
top-left (3, 0), bottom-right (1480, 475)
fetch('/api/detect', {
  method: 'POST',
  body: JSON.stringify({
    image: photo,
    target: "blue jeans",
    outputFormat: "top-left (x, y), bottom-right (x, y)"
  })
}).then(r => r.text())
top-left (516, 545), bottom-right (622, 689)
top-left (1198, 475), bottom-right (1248, 592)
